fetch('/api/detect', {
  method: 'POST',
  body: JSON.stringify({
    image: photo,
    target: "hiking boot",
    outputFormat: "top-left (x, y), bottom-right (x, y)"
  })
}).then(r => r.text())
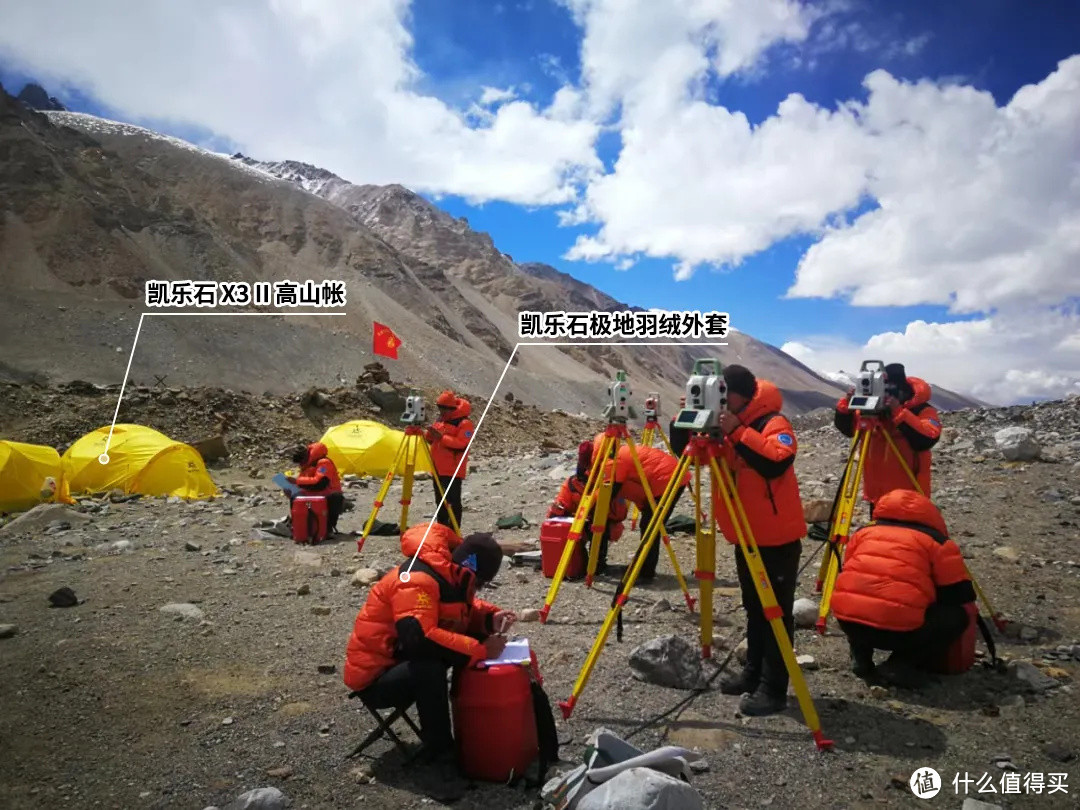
top-left (738, 687), bottom-right (787, 717)
top-left (877, 654), bottom-right (930, 689)
top-left (720, 667), bottom-right (760, 696)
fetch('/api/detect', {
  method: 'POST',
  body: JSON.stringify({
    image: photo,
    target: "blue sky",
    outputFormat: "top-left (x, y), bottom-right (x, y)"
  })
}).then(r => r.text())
top-left (1, 0), bottom-right (1078, 403)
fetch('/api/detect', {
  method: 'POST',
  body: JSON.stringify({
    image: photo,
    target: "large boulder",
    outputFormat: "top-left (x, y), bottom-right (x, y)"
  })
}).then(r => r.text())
top-left (366, 384), bottom-right (406, 415)
top-left (628, 635), bottom-right (705, 690)
top-left (577, 768), bottom-right (703, 810)
top-left (994, 427), bottom-right (1040, 461)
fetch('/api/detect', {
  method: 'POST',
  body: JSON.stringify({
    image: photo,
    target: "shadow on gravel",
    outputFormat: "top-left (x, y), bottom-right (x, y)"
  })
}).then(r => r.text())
top-left (365, 747), bottom-right (540, 808)
top-left (816, 698), bottom-right (948, 758)
top-left (881, 665), bottom-right (1023, 712)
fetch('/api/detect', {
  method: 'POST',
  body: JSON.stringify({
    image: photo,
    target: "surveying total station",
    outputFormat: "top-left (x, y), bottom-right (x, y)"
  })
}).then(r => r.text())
top-left (356, 391), bottom-right (460, 552)
top-left (630, 392), bottom-right (679, 530)
top-left (539, 370), bottom-right (696, 620)
top-left (559, 359), bottom-right (834, 751)
top-left (813, 360), bottom-right (1006, 634)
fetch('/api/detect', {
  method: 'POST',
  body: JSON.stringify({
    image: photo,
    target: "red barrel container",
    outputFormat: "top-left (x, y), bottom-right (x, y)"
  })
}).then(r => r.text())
top-left (540, 517), bottom-right (584, 579)
top-left (291, 496), bottom-right (328, 544)
top-left (453, 658), bottom-right (539, 782)
top-left (931, 602), bottom-right (978, 674)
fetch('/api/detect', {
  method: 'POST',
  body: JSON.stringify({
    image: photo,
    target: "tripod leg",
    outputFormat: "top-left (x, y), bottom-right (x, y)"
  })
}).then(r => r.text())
top-left (624, 436), bottom-right (695, 612)
top-left (694, 460), bottom-right (715, 658)
top-left (560, 456), bottom-right (690, 718)
top-left (630, 427), bottom-right (652, 530)
top-left (711, 457), bottom-right (833, 751)
top-left (816, 433), bottom-right (859, 591)
top-left (359, 437), bottom-right (408, 552)
top-left (817, 429), bottom-right (871, 633)
top-left (585, 456), bottom-right (615, 587)
top-left (539, 435), bottom-right (611, 622)
top-left (400, 435), bottom-right (418, 532)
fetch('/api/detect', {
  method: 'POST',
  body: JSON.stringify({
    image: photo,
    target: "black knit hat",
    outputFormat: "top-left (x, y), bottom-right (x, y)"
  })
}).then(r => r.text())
top-left (453, 532), bottom-right (504, 585)
top-left (722, 364), bottom-right (757, 399)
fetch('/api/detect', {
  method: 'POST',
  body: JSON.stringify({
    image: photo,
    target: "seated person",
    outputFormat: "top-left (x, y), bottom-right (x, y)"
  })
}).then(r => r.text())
top-left (282, 442), bottom-right (345, 535)
top-left (831, 489), bottom-right (975, 688)
top-left (343, 525), bottom-right (516, 764)
top-left (547, 440), bottom-right (628, 576)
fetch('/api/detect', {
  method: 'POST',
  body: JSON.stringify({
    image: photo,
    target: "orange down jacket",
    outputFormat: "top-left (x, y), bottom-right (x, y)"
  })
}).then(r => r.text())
top-left (712, 380), bottom-right (806, 547)
top-left (546, 475), bottom-right (628, 541)
top-left (343, 523), bottom-right (499, 692)
top-left (831, 490), bottom-right (974, 632)
top-left (835, 377), bottom-right (941, 505)
top-left (294, 442), bottom-right (342, 495)
top-left (428, 397), bottom-right (475, 479)
top-left (593, 443), bottom-right (690, 510)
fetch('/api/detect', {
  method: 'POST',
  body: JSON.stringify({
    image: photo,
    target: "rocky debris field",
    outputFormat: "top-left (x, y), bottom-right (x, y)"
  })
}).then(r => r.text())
top-left (0, 377), bottom-right (606, 466)
top-left (0, 396), bottom-right (1078, 809)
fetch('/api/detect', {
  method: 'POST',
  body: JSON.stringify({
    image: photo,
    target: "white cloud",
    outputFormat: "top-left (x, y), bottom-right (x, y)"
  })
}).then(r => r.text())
top-left (0, 0), bottom-right (600, 206)
top-left (479, 85), bottom-right (517, 106)
top-left (782, 308), bottom-right (1080, 405)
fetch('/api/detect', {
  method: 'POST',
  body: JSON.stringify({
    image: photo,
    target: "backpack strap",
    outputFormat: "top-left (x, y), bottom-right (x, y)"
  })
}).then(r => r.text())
top-left (975, 612), bottom-right (1001, 668)
top-left (870, 518), bottom-right (948, 544)
top-left (748, 411), bottom-right (780, 433)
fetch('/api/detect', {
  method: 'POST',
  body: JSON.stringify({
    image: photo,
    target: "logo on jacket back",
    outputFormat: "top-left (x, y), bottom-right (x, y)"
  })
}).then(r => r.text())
top-left (414, 592), bottom-right (433, 609)
top-left (777, 433), bottom-right (794, 446)
top-left (928, 419), bottom-right (941, 428)
top-left (464, 430), bottom-right (473, 439)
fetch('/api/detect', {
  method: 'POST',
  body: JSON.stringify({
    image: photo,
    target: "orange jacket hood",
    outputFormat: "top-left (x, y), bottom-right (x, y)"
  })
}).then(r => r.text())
top-left (736, 379), bottom-right (784, 425)
top-left (305, 442), bottom-right (328, 465)
top-left (871, 489), bottom-right (948, 535)
top-left (904, 377), bottom-right (932, 409)
top-left (399, 522), bottom-right (462, 573)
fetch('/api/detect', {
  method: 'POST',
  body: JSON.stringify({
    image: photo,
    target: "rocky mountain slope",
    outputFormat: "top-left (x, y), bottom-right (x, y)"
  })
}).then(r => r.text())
top-left (0, 80), bottom-right (977, 416)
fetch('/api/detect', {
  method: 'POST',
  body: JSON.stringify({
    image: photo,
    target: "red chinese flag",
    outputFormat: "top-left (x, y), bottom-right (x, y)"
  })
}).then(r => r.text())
top-left (373, 322), bottom-right (401, 359)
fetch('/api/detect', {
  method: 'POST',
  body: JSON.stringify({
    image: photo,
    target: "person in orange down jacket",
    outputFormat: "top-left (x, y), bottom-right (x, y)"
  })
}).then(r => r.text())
top-left (831, 489), bottom-right (975, 688)
top-left (426, 391), bottom-right (475, 529)
top-left (286, 442), bottom-right (344, 535)
top-left (344, 525), bottom-right (516, 765)
top-left (834, 363), bottom-right (942, 518)
top-left (711, 365), bottom-right (806, 717)
top-left (547, 440), bottom-right (628, 576)
top-left (593, 435), bottom-right (690, 581)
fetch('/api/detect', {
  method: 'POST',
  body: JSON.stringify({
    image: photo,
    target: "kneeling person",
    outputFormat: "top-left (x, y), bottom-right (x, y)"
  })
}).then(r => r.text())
top-left (343, 525), bottom-right (516, 763)
top-left (832, 489), bottom-right (975, 687)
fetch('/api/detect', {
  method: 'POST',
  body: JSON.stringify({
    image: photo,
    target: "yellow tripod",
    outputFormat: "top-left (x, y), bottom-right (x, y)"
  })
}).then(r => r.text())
top-left (559, 432), bottom-right (834, 751)
top-left (814, 412), bottom-right (1006, 633)
top-left (630, 414), bottom-right (676, 531)
top-left (538, 420), bottom-right (696, 621)
top-left (356, 426), bottom-right (459, 553)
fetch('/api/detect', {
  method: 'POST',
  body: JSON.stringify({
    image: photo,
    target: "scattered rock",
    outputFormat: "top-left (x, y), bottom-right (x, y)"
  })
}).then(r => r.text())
top-left (962, 800), bottom-right (1003, 810)
top-left (1044, 743), bottom-right (1076, 763)
top-left (0, 624), bottom-right (17, 639)
top-left (796, 654), bottom-right (818, 671)
top-left (159, 603), bottom-right (204, 621)
top-left (801, 499), bottom-right (833, 524)
top-left (994, 427), bottom-right (1039, 461)
top-left (266, 766), bottom-right (293, 779)
top-left (48, 587), bottom-right (79, 608)
top-left (351, 568), bottom-right (380, 587)
top-left (1008, 660), bottom-right (1060, 693)
top-left (296, 584), bottom-right (311, 596)
top-left (185, 541), bottom-right (202, 552)
top-left (993, 546), bottom-right (1020, 562)
top-left (650, 598), bottom-right (672, 614)
top-left (628, 635), bottom-right (705, 690)
top-left (520, 608), bottom-right (542, 623)
top-left (311, 606), bottom-right (332, 616)
top-left (224, 787), bottom-right (290, 810)
top-left (317, 664), bottom-right (337, 675)
top-left (0, 504), bottom-right (91, 536)
top-left (292, 551), bottom-right (322, 568)
top-left (792, 598), bottom-right (818, 629)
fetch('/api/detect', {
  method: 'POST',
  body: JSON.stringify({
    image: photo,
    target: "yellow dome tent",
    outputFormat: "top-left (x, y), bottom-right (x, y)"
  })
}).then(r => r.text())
top-left (319, 420), bottom-right (434, 477)
top-left (61, 424), bottom-right (218, 499)
top-left (0, 440), bottom-right (73, 513)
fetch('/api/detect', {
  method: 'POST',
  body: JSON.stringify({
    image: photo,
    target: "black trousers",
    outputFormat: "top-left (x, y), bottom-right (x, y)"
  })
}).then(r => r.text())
top-left (359, 659), bottom-right (452, 750)
top-left (433, 476), bottom-right (463, 529)
top-left (839, 603), bottom-right (971, 668)
top-left (735, 540), bottom-right (802, 696)
top-left (637, 486), bottom-right (686, 578)
top-left (582, 520), bottom-right (613, 573)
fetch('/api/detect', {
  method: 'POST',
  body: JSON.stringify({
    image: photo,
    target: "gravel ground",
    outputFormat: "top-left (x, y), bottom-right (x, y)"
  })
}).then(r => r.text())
top-left (1, 402), bottom-right (1079, 809)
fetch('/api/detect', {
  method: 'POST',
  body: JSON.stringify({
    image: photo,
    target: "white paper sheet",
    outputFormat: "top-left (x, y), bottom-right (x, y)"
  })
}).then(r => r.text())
top-left (480, 637), bottom-right (531, 667)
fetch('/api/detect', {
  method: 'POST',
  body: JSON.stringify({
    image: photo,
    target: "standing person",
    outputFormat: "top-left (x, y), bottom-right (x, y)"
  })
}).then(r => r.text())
top-left (344, 526), bottom-right (515, 765)
top-left (831, 489), bottom-right (975, 687)
top-left (285, 442), bottom-right (344, 535)
top-left (834, 363), bottom-right (942, 518)
top-left (426, 391), bottom-right (474, 529)
top-left (712, 365), bottom-right (806, 716)
top-left (599, 442), bottom-right (689, 581)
